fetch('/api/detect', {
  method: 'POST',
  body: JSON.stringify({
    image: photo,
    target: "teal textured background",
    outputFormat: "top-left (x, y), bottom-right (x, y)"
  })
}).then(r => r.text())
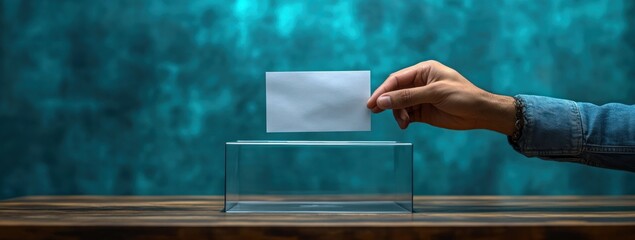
top-left (1, 0), bottom-right (635, 199)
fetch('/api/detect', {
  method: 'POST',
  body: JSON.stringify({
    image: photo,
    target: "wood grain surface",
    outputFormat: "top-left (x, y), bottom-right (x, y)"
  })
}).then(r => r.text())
top-left (1, 195), bottom-right (634, 239)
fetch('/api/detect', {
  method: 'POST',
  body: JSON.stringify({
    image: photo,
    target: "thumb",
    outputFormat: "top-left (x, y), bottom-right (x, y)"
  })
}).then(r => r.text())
top-left (376, 85), bottom-right (436, 110)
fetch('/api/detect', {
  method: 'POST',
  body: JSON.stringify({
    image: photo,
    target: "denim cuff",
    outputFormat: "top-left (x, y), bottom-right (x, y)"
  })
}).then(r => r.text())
top-left (510, 94), bottom-right (584, 157)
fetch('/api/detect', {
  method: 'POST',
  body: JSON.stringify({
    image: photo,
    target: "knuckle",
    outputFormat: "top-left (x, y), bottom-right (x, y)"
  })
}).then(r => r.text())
top-left (422, 60), bottom-right (441, 67)
top-left (419, 60), bottom-right (442, 77)
top-left (398, 89), bottom-right (413, 106)
top-left (388, 73), bottom-right (400, 88)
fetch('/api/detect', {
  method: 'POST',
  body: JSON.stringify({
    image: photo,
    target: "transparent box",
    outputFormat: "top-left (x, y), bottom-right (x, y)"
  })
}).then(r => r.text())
top-left (224, 141), bottom-right (413, 213)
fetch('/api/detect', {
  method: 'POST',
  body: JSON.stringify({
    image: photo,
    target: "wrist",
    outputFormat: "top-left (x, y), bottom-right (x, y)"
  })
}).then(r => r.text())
top-left (480, 93), bottom-right (516, 136)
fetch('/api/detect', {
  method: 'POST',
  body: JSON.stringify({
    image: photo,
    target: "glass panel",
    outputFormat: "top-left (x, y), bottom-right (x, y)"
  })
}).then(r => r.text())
top-left (225, 141), bottom-right (413, 213)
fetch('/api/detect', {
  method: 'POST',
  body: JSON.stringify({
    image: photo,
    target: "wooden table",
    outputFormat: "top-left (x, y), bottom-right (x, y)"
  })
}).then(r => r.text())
top-left (1, 196), bottom-right (634, 239)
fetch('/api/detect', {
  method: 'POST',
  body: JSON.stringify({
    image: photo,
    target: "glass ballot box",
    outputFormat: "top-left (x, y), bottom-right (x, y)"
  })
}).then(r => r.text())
top-left (224, 141), bottom-right (413, 213)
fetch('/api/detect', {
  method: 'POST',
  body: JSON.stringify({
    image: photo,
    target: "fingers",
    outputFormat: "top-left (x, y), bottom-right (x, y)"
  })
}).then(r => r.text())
top-left (367, 61), bottom-right (440, 112)
top-left (367, 64), bottom-right (421, 111)
top-left (376, 84), bottom-right (438, 110)
top-left (392, 109), bottom-right (410, 129)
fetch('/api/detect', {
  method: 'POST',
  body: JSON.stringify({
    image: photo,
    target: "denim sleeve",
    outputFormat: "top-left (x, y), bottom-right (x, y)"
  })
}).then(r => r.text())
top-left (509, 95), bottom-right (635, 172)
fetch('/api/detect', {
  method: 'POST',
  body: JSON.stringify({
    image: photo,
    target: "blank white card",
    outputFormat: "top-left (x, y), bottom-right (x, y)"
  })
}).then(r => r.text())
top-left (266, 71), bottom-right (371, 132)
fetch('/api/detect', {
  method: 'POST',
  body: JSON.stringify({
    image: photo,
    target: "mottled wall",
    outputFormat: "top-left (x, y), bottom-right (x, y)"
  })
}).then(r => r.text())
top-left (1, 0), bottom-right (634, 199)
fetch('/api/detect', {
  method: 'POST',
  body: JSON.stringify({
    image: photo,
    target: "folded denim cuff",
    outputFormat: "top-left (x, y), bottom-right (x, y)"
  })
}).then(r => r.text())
top-left (511, 94), bottom-right (584, 157)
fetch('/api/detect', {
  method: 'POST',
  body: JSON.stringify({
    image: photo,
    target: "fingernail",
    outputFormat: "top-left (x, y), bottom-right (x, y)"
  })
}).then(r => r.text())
top-left (400, 111), bottom-right (409, 122)
top-left (377, 96), bottom-right (392, 109)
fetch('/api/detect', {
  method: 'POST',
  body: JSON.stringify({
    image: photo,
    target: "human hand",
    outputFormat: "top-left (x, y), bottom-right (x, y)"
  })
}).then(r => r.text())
top-left (367, 60), bottom-right (516, 135)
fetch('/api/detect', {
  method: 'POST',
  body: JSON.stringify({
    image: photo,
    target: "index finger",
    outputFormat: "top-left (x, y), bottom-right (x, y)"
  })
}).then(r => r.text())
top-left (366, 64), bottom-right (420, 111)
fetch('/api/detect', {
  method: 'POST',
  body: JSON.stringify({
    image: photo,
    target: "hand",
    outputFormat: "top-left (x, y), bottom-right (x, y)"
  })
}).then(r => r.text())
top-left (367, 60), bottom-right (516, 135)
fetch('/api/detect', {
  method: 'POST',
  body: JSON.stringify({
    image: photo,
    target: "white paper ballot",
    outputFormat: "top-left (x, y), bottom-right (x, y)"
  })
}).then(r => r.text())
top-left (266, 71), bottom-right (371, 132)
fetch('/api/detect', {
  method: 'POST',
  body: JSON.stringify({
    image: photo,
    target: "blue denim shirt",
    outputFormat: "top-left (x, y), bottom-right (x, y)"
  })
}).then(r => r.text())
top-left (510, 95), bottom-right (635, 172)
